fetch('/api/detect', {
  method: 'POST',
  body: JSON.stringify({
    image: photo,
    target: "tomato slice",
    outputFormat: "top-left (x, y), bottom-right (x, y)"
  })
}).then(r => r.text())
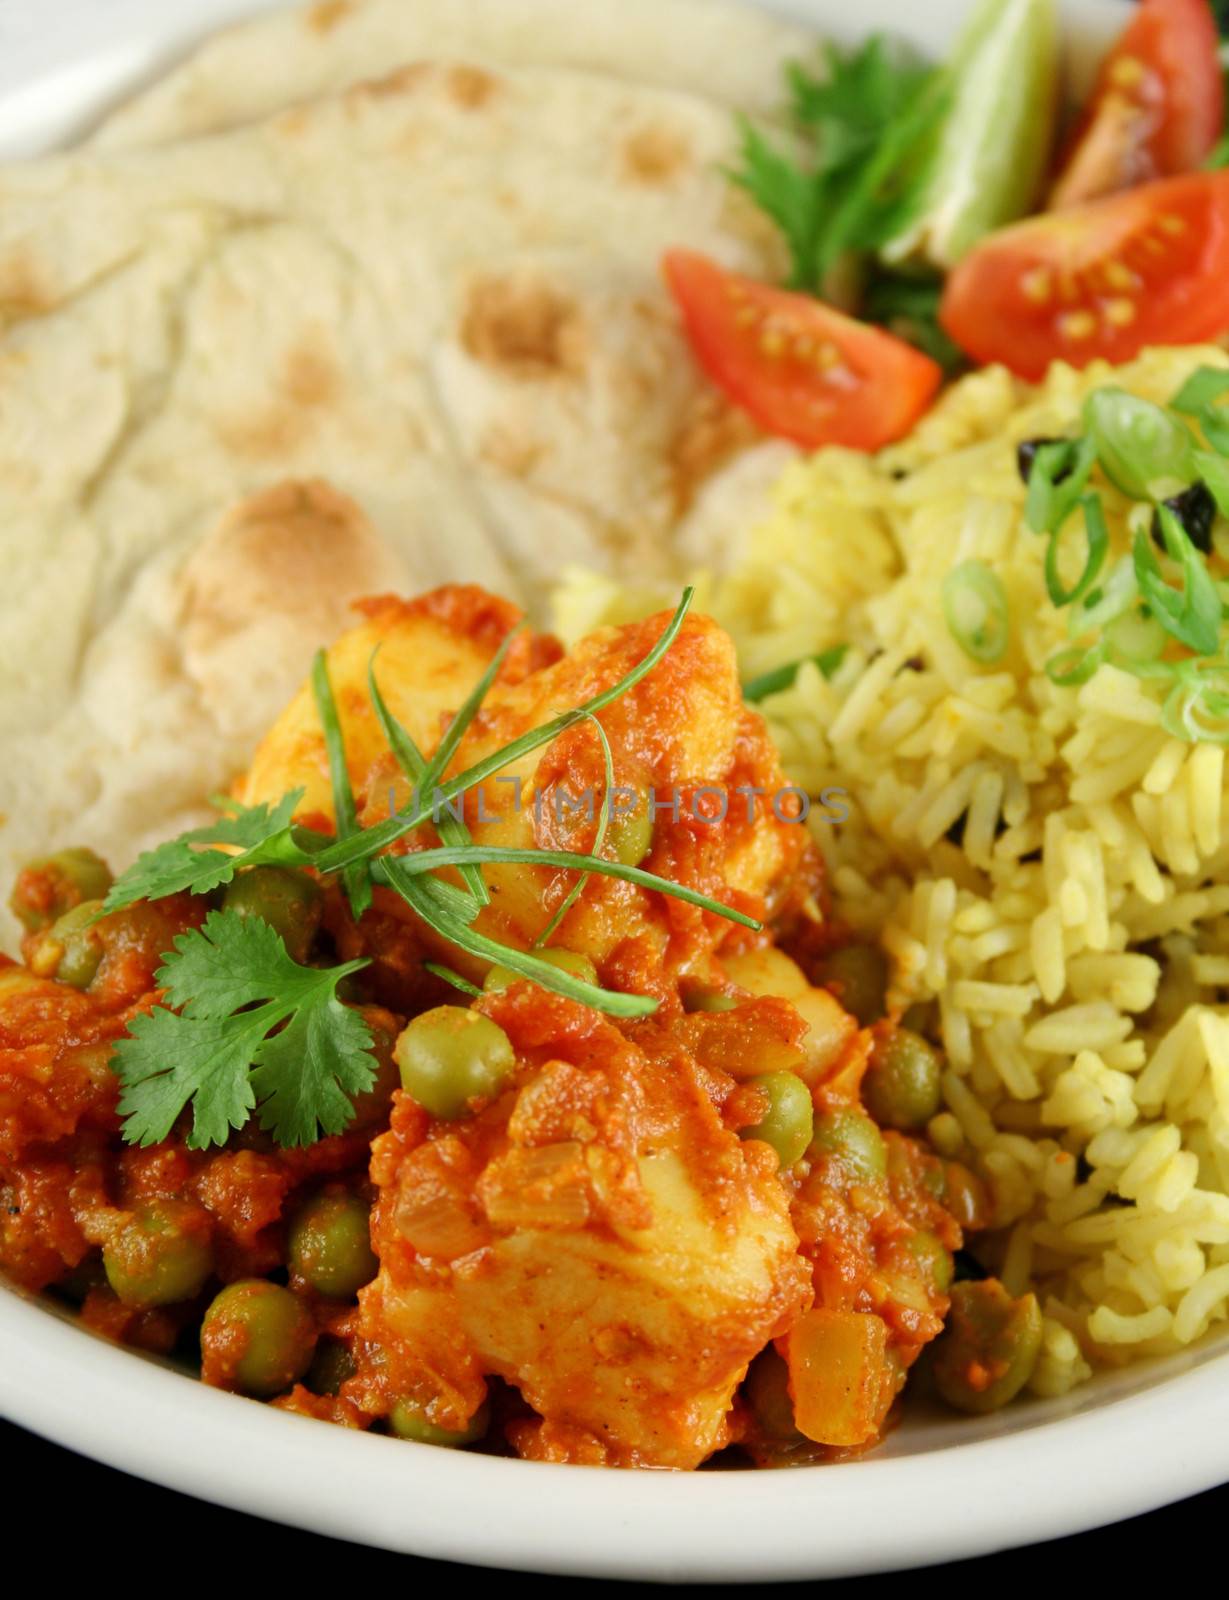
top-left (662, 250), bottom-right (943, 452)
top-left (940, 171), bottom-right (1229, 381)
top-left (1050, 0), bottom-right (1224, 209)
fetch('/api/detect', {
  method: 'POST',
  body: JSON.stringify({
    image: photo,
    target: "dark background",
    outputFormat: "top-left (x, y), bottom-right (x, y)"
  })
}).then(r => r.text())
top-left (1, 1411), bottom-right (1222, 1582)
top-left (5, 0), bottom-right (1224, 1583)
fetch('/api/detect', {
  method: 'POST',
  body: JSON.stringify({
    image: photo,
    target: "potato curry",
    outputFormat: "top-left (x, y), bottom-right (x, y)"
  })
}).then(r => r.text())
top-left (0, 585), bottom-right (1027, 1469)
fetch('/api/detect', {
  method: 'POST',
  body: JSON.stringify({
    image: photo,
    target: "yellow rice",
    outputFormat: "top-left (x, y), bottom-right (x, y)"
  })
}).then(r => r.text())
top-left (554, 343), bottom-right (1229, 1397)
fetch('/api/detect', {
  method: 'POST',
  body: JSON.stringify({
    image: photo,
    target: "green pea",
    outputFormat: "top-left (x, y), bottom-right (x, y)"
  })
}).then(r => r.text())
top-left (743, 1347), bottom-right (800, 1441)
top-left (809, 1108), bottom-right (887, 1185)
top-left (389, 1396), bottom-right (489, 1448)
top-left (943, 1161), bottom-right (990, 1229)
top-left (10, 847), bottom-right (113, 932)
top-left (907, 1230), bottom-right (954, 1295)
top-left (483, 948), bottom-right (598, 993)
top-left (607, 801), bottom-right (654, 868)
top-left (394, 1006), bottom-right (516, 1119)
top-left (307, 1338), bottom-right (356, 1397)
top-left (44, 899), bottom-right (107, 990)
top-left (202, 1280), bottom-right (316, 1398)
top-left (931, 1279), bottom-right (1043, 1415)
top-left (103, 1199), bottom-right (214, 1310)
top-left (222, 866), bottom-right (322, 963)
top-left (817, 945), bottom-right (888, 1026)
top-left (740, 1072), bottom-right (814, 1169)
top-left (347, 1014), bottom-right (401, 1133)
top-left (287, 1190), bottom-right (377, 1299)
top-left (681, 981), bottom-right (737, 1013)
top-left (863, 1027), bottom-right (943, 1131)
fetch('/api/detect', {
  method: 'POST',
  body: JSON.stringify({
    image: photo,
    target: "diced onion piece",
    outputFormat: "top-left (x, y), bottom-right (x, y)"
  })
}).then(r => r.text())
top-left (786, 1308), bottom-right (895, 1447)
top-left (395, 1193), bottom-right (486, 1259)
top-left (478, 1142), bottom-right (591, 1231)
top-left (680, 995), bottom-right (809, 1081)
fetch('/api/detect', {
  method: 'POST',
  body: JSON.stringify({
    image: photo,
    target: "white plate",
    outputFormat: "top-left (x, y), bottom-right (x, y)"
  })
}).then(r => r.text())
top-left (7, 0), bottom-right (1227, 1582)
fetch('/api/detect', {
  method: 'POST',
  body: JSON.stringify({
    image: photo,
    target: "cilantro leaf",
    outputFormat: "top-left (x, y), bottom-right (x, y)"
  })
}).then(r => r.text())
top-left (111, 910), bottom-right (376, 1150)
top-left (250, 997), bottom-right (376, 1150)
top-left (789, 37), bottom-right (932, 165)
top-left (104, 792), bottom-right (306, 912)
top-left (729, 36), bottom-right (947, 306)
top-left (113, 1009), bottom-right (264, 1152)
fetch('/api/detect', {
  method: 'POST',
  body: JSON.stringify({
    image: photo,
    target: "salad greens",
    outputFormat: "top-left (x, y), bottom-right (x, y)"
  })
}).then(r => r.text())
top-left (730, 0), bottom-right (1058, 366)
top-left (731, 37), bottom-right (947, 297)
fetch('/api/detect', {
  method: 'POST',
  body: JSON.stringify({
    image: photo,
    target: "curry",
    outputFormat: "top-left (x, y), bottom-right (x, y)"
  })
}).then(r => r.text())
top-left (0, 585), bottom-right (1023, 1468)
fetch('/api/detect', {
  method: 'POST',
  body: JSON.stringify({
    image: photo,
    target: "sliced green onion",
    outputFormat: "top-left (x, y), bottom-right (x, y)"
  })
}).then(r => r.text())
top-left (743, 645), bottom-right (848, 702)
top-left (1171, 368), bottom-right (1229, 416)
top-left (1172, 368), bottom-right (1229, 456)
top-left (1134, 510), bottom-right (1223, 656)
top-left (1084, 388), bottom-right (1194, 501)
top-left (942, 561), bottom-right (1010, 664)
top-left (1193, 450), bottom-right (1229, 516)
top-left (1045, 494), bottom-right (1108, 608)
top-left (1045, 643), bottom-right (1106, 687)
top-left (1161, 662), bottom-right (1229, 745)
top-left (1025, 436), bottom-right (1097, 535)
top-left (1066, 553), bottom-right (1137, 639)
top-left (1104, 608), bottom-right (1167, 666)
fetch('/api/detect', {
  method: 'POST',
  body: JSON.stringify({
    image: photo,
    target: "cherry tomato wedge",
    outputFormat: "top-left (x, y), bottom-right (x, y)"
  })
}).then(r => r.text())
top-left (940, 171), bottom-right (1229, 381)
top-left (1049, 0), bottom-right (1224, 209)
top-left (663, 249), bottom-right (943, 452)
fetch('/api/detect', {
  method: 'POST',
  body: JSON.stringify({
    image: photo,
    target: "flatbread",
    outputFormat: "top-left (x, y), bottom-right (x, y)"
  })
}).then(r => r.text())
top-left (0, 59), bottom-right (787, 944)
top-left (90, 0), bottom-right (814, 149)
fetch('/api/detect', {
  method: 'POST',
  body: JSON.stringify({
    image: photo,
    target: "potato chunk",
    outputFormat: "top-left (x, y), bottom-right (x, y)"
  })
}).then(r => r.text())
top-left (238, 583), bottom-right (817, 993)
top-left (354, 988), bottom-right (811, 1468)
top-left (238, 585), bottom-right (557, 823)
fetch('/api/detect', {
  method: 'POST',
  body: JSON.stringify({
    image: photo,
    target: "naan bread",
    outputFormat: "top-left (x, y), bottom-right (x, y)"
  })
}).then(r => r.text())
top-left (0, 59), bottom-right (787, 945)
top-left (90, 0), bottom-right (813, 149)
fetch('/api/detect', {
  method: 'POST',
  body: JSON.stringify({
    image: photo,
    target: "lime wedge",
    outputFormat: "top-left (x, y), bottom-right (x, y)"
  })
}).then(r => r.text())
top-left (880, 0), bottom-right (1059, 272)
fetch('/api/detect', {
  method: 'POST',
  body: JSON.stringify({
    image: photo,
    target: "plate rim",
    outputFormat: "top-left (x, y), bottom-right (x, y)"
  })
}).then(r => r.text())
top-left (4, 0), bottom-right (1216, 1581)
top-left (4, 1278), bottom-right (1229, 1580)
